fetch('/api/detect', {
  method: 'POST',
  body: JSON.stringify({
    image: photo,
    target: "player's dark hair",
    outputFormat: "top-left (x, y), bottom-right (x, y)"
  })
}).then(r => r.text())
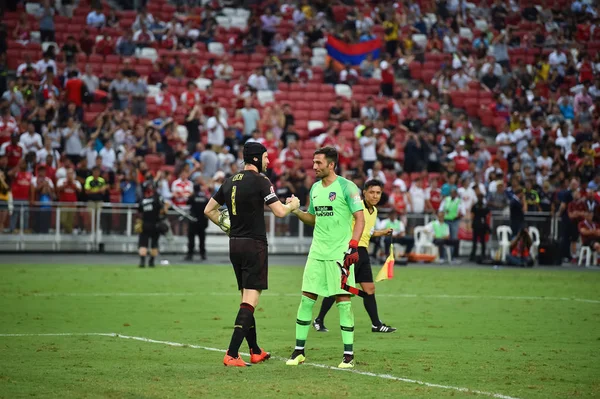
top-left (364, 179), bottom-right (384, 191)
top-left (314, 146), bottom-right (338, 167)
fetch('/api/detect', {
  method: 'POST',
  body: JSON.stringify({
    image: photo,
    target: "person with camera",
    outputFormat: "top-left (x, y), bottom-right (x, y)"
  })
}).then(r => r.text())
top-left (185, 181), bottom-right (209, 261)
top-left (505, 227), bottom-right (534, 267)
top-left (136, 180), bottom-right (169, 268)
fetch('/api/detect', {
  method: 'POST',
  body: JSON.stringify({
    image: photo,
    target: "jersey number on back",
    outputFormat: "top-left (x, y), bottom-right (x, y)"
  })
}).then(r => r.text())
top-left (231, 185), bottom-right (237, 215)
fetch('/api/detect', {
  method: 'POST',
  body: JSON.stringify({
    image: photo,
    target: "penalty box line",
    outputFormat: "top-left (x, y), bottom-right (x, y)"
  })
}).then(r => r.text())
top-left (0, 332), bottom-right (521, 399)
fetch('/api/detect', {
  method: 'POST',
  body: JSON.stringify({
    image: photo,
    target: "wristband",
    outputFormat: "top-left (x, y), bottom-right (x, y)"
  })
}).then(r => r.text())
top-left (349, 240), bottom-right (359, 249)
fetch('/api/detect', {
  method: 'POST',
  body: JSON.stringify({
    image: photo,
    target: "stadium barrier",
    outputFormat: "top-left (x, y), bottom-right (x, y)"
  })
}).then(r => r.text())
top-left (0, 202), bottom-right (559, 255)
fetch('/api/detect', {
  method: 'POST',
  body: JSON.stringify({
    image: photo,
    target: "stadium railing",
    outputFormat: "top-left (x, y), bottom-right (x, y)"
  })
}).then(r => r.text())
top-left (0, 202), bottom-right (559, 255)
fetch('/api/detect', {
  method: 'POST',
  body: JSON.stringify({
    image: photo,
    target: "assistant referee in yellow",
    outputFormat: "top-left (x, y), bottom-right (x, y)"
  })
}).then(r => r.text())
top-left (312, 179), bottom-right (397, 333)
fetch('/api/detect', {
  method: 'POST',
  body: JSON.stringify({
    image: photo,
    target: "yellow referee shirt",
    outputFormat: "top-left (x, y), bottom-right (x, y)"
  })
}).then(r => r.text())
top-left (352, 204), bottom-right (378, 248)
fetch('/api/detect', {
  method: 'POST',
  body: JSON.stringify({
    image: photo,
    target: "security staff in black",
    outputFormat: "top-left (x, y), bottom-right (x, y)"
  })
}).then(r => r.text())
top-left (138, 181), bottom-right (166, 268)
top-left (469, 193), bottom-right (490, 262)
top-left (185, 183), bottom-right (209, 261)
top-left (203, 142), bottom-right (300, 366)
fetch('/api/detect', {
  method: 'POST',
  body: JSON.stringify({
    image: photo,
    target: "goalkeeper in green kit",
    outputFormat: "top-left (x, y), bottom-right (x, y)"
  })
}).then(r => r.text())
top-left (285, 147), bottom-right (365, 369)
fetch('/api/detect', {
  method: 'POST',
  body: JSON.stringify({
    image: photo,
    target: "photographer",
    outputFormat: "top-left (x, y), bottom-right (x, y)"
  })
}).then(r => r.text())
top-left (136, 180), bottom-right (169, 268)
top-left (185, 181), bottom-right (209, 261)
top-left (505, 227), bottom-right (534, 267)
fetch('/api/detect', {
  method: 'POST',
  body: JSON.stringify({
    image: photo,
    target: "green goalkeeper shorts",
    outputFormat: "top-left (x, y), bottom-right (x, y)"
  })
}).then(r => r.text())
top-left (301, 257), bottom-right (355, 297)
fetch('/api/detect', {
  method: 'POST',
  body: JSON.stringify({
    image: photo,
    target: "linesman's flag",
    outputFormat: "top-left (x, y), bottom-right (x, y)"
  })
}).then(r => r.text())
top-left (325, 35), bottom-right (382, 67)
top-left (375, 244), bottom-right (395, 282)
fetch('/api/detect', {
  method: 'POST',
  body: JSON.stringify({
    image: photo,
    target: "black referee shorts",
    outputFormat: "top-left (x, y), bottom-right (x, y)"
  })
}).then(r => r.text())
top-left (354, 247), bottom-right (373, 284)
top-left (138, 223), bottom-right (159, 249)
top-left (229, 237), bottom-right (268, 290)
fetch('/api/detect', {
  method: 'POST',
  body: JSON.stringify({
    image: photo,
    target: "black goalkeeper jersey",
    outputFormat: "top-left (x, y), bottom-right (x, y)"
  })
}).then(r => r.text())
top-left (213, 170), bottom-right (278, 242)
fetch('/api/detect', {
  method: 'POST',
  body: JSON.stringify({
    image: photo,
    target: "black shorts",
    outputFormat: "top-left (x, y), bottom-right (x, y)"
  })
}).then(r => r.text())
top-left (354, 247), bottom-right (373, 283)
top-left (229, 237), bottom-right (268, 290)
top-left (139, 223), bottom-right (159, 249)
top-left (569, 222), bottom-right (580, 241)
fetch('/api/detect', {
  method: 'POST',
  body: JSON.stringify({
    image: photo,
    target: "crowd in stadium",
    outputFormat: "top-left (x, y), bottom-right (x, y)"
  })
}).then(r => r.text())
top-left (0, 0), bottom-right (599, 262)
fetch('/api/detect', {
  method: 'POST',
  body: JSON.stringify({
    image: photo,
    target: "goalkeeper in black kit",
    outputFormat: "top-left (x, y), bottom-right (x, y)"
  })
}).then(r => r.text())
top-left (204, 142), bottom-right (300, 367)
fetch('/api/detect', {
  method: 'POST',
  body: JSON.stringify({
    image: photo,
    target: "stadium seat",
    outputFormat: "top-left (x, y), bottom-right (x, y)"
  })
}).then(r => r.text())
top-left (334, 84), bottom-right (352, 99)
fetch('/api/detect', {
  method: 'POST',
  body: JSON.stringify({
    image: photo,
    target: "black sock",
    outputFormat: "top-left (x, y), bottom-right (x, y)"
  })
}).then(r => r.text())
top-left (228, 303), bottom-right (254, 358)
top-left (246, 314), bottom-right (261, 354)
top-left (363, 294), bottom-right (381, 326)
top-left (316, 296), bottom-right (335, 322)
top-left (149, 256), bottom-right (155, 266)
top-left (139, 256), bottom-right (145, 266)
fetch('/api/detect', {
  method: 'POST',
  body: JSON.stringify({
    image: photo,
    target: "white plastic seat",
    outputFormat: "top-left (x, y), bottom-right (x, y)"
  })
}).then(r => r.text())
top-left (334, 84), bottom-right (352, 99)
top-left (222, 7), bottom-right (236, 16)
top-left (26, 2), bottom-right (41, 15)
top-left (208, 42), bottom-right (225, 56)
top-left (42, 41), bottom-right (59, 53)
top-left (578, 246), bottom-right (599, 267)
top-left (176, 125), bottom-right (188, 142)
top-left (496, 226), bottom-right (512, 262)
top-left (475, 19), bottom-right (488, 31)
top-left (459, 27), bottom-right (473, 41)
top-left (137, 47), bottom-right (158, 62)
top-left (414, 226), bottom-right (436, 255)
top-left (307, 120), bottom-right (324, 131)
top-left (236, 8), bottom-right (251, 19)
top-left (147, 84), bottom-right (161, 98)
top-left (312, 47), bottom-right (327, 57)
top-left (194, 78), bottom-right (213, 90)
top-left (230, 16), bottom-right (248, 30)
top-left (411, 34), bottom-right (428, 49)
top-left (311, 55), bottom-right (326, 68)
top-left (257, 90), bottom-right (274, 106)
top-left (528, 226), bottom-right (540, 261)
top-left (215, 16), bottom-right (231, 29)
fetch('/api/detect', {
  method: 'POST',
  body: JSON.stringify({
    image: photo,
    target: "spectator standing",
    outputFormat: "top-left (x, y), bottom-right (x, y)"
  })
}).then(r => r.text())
top-left (99, 140), bottom-right (116, 171)
top-left (56, 168), bottom-right (81, 233)
top-left (20, 123), bottom-right (43, 154)
top-left (470, 193), bottom-right (490, 261)
top-left (62, 118), bottom-right (84, 165)
top-left (86, 6), bottom-right (106, 29)
top-left (84, 166), bottom-right (107, 219)
top-left (32, 165), bottom-right (54, 233)
top-left (9, 160), bottom-right (33, 233)
top-left (130, 74), bottom-right (148, 117)
top-left (37, 0), bottom-right (56, 43)
top-left (171, 169), bottom-right (193, 207)
top-left (359, 128), bottom-right (377, 171)
top-left (239, 99), bottom-right (260, 137)
top-left (0, 132), bottom-right (24, 169)
top-left (440, 188), bottom-right (461, 240)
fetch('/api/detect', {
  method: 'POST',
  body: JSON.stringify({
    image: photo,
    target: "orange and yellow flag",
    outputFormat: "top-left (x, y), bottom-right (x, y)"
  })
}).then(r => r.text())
top-left (375, 244), bottom-right (395, 282)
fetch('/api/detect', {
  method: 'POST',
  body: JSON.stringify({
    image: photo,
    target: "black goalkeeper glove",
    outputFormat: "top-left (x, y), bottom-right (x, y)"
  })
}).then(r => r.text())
top-left (343, 240), bottom-right (359, 269)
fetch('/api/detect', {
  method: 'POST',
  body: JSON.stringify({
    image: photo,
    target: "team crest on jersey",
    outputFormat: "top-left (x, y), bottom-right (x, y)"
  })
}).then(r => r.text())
top-left (329, 192), bottom-right (336, 201)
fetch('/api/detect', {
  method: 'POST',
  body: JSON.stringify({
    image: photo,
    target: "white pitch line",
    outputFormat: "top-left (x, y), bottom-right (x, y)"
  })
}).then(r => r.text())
top-left (0, 332), bottom-right (521, 399)
top-left (11, 291), bottom-right (600, 304)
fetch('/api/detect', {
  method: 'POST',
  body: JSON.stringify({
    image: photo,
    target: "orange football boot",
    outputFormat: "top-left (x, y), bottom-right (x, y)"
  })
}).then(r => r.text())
top-left (223, 351), bottom-right (249, 367)
top-left (250, 348), bottom-right (271, 364)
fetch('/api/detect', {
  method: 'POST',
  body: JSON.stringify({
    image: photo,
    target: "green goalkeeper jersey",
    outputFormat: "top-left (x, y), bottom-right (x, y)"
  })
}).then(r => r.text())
top-left (307, 176), bottom-right (364, 260)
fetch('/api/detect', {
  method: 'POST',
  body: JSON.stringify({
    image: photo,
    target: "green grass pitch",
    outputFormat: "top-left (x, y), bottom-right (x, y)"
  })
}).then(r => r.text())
top-left (0, 263), bottom-right (599, 399)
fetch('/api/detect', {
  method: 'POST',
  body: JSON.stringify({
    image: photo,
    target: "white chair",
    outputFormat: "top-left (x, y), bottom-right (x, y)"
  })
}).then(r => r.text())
top-left (475, 19), bottom-right (488, 31)
top-left (307, 120), bottom-right (324, 131)
top-left (496, 226), bottom-right (512, 262)
top-left (459, 27), bottom-right (473, 41)
top-left (30, 31), bottom-right (41, 42)
top-left (147, 84), bottom-right (161, 98)
top-left (194, 78), bottom-right (213, 90)
top-left (311, 55), bottom-right (326, 68)
top-left (236, 8), bottom-right (251, 19)
top-left (312, 47), bottom-right (328, 57)
top-left (26, 2), bottom-right (41, 15)
top-left (222, 7), bottom-right (236, 17)
top-left (42, 41), bottom-right (59, 53)
top-left (257, 90), bottom-right (274, 106)
top-left (335, 84), bottom-right (352, 99)
top-left (95, 35), bottom-right (105, 43)
top-left (578, 247), bottom-right (598, 267)
top-left (411, 34), bottom-right (428, 49)
top-left (176, 125), bottom-right (188, 142)
top-left (208, 42), bottom-right (225, 56)
top-left (528, 226), bottom-right (540, 261)
top-left (230, 16), bottom-right (248, 30)
top-left (414, 226), bottom-right (436, 255)
top-left (215, 16), bottom-right (231, 29)
top-left (137, 47), bottom-right (158, 62)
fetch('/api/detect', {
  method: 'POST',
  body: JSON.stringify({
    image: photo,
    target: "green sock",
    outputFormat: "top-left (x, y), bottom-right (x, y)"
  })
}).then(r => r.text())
top-left (337, 301), bottom-right (354, 355)
top-left (295, 295), bottom-right (315, 350)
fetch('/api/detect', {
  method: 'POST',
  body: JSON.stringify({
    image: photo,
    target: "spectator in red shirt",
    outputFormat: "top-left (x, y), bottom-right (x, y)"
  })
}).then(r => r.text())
top-left (64, 70), bottom-right (84, 107)
top-left (95, 35), bottom-right (115, 56)
top-left (428, 178), bottom-right (442, 212)
top-left (0, 106), bottom-right (19, 145)
top-left (56, 168), bottom-right (82, 233)
top-left (9, 159), bottom-right (33, 232)
top-left (201, 58), bottom-right (217, 80)
top-left (0, 133), bottom-right (24, 169)
top-left (79, 29), bottom-right (96, 55)
top-left (578, 211), bottom-right (600, 258)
